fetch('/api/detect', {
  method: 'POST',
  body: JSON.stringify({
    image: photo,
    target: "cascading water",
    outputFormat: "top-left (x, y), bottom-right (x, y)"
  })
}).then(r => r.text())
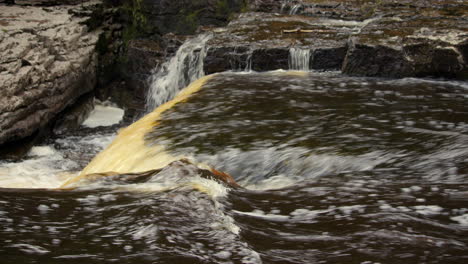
top-left (280, 0), bottom-right (291, 13)
top-left (145, 34), bottom-right (212, 112)
top-left (288, 47), bottom-right (311, 71)
top-left (280, 0), bottom-right (302, 15)
top-left (289, 4), bottom-right (302, 15)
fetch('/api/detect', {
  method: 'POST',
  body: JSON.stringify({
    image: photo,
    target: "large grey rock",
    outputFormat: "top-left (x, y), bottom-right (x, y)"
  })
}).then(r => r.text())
top-left (0, 4), bottom-right (100, 145)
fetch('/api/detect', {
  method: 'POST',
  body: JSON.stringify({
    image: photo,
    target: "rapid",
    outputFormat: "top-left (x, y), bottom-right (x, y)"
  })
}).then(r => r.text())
top-left (1, 43), bottom-right (468, 264)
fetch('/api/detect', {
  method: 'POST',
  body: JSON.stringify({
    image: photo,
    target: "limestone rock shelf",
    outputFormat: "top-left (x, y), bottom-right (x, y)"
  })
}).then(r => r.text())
top-left (204, 0), bottom-right (467, 78)
top-left (0, 3), bottom-right (100, 146)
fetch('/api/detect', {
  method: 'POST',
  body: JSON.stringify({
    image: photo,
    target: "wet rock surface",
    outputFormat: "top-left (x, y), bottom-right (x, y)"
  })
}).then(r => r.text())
top-left (139, 0), bottom-right (248, 35)
top-left (205, 0), bottom-right (467, 79)
top-left (343, 6), bottom-right (468, 78)
top-left (0, 3), bottom-right (100, 146)
top-left (204, 12), bottom-right (357, 73)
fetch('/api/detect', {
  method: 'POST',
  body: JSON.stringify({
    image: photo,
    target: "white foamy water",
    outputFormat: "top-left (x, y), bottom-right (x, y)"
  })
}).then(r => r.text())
top-left (289, 4), bottom-right (302, 15)
top-left (0, 146), bottom-right (76, 189)
top-left (82, 105), bottom-right (124, 128)
top-left (451, 214), bottom-right (468, 226)
top-left (0, 133), bottom-right (116, 189)
top-left (197, 147), bottom-right (392, 190)
top-left (289, 48), bottom-right (311, 71)
top-left (146, 34), bottom-right (212, 111)
top-left (0, 100), bottom-right (125, 189)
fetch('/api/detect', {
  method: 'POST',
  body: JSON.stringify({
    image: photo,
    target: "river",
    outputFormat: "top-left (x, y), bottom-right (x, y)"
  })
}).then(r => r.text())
top-left (1, 70), bottom-right (468, 263)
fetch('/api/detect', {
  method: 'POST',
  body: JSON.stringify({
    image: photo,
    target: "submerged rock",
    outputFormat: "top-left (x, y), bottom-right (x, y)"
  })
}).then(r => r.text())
top-left (63, 159), bottom-right (241, 189)
top-left (0, 3), bottom-right (100, 147)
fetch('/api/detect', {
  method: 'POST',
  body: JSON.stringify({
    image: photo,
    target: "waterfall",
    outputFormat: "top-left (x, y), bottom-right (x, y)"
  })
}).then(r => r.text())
top-left (280, 0), bottom-right (290, 13)
top-left (288, 48), bottom-right (311, 71)
top-left (244, 50), bottom-right (253, 72)
top-left (289, 4), bottom-right (302, 15)
top-left (146, 34), bottom-right (212, 112)
top-left (281, 0), bottom-right (302, 15)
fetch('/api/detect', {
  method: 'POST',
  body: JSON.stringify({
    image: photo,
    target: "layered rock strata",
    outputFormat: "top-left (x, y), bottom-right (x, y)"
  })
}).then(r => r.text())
top-left (0, 3), bottom-right (100, 146)
top-left (204, 1), bottom-right (467, 79)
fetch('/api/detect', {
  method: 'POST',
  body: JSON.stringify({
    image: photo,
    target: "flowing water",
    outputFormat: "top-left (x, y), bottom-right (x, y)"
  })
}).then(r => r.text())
top-left (1, 70), bottom-right (468, 264)
top-left (289, 48), bottom-right (311, 71)
top-left (146, 34), bottom-right (211, 111)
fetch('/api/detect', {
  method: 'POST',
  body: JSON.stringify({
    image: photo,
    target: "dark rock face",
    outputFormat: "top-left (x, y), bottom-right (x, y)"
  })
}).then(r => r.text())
top-left (0, 4), bottom-right (99, 147)
top-left (251, 48), bottom-right (289, 71)
top-left (342, 15), bottom-right (467, 78)
top-left (53, 93), bottom-right (95, 136)
top-left (7, 0), bottom-right (92, 5)
top-left (248, 0), bottom-right (282, 13)
top-left (140, 0), bottom-right (248, 35)
top-left (343, 38), bottom-right (412, 78)
top-left (311, 46), bottom-right (347, 70)
top-left (114, 39), bottom-right (165, 117)
top-left (204, 12), bottom-right (351, 73)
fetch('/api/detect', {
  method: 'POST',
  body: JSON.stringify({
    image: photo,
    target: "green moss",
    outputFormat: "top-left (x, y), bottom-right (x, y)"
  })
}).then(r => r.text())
top-left (121, 0), bottom-right (148, 47)
top-left (174, 9), bottom-right (203, 35)
top-left (95, 33), bottom-right (110, 54)
top-left (240, 0), bottom-right (250, 13)
top-left (81, 4), bottom-right (105, 31)
top-left (216, 0), bottom-right (230, 17)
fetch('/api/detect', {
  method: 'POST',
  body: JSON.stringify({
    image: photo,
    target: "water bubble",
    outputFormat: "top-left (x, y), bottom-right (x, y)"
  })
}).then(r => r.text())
top-left (214, 251), bottom-right (232, 259)
top-left (37, 204), bottom-right (50, 214)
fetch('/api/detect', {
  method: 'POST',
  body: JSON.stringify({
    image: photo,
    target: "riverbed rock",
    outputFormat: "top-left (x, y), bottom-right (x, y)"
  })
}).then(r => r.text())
top-left (205, 1), bottom-right (467, 79)
top-left (204, 12), bottom-right (355, 73)
top-left (5, 0), bottom-right (93, 5)
top-left (116, 39), bottom-right (165, 117)
top-left (71, 159), bottom-right (241, 189)
top-left (343, 12), bottom-right (468, 78)
top-left (0, 4), bottom-right (100, 146)
top-left (139, 0), bottom-right (248, 35)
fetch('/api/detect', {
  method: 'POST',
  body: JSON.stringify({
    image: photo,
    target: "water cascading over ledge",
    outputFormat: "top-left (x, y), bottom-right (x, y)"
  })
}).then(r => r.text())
top-left (145, 34), bottom-right (212, 112)
top-left (289, 48), bottom-right (311, 71)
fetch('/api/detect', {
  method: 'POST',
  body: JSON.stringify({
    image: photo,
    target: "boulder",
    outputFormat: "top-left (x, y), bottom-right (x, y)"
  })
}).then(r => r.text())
top-left (62, 159), bottom-right (241, 189)
top-left (0, 4), bottom-right (100, 146)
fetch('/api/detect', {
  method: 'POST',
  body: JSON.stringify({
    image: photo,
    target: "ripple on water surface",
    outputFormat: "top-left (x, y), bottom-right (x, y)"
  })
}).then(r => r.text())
top-left (1, 71), bottom-right (468, 263)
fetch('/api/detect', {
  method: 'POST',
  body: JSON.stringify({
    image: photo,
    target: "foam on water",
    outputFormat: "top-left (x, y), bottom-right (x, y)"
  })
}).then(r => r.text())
top-left (0, 146), bottom-right (76, 189)
top-left (451, 214), bottom-right (468, 226)
top-left (82, 105), bottom-right (124, 128)
top-left (198, 147), bottom-right (391, 190)
top-left (0, 133), bottom-right (116, 189)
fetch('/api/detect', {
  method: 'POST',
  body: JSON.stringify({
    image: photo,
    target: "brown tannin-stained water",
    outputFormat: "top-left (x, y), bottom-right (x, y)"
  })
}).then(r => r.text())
top-left (1, 71), bottom-right (468, 263)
